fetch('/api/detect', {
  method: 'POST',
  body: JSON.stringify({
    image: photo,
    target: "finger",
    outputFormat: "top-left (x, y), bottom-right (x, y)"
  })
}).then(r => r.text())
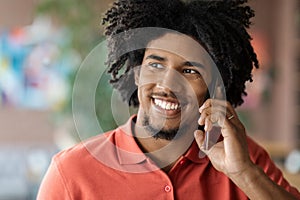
top-left (194, 129), bottom-right (205, 147)
top-left (200, 105), bottom-right (227, 117)
top-left (204, 112), bottom-right (226, 132)
top-left (199, 99), bottom-right (228, 112)
top-left (200, 99), bottom-right (236, 117)
top-left (200, 103), bottom-right (238, 128)
top-left (199, 105), bottom-right (227, 126)
top-left (198, 109), bottom-right (208, 126)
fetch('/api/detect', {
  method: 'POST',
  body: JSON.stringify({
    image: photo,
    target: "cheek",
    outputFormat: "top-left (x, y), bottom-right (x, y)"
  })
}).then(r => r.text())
top-left (196, 89), bottom-right (208, 102)
top-left (137, 85), bottom-right (152, 105)
top-left (137, 88), bottom-right (146, 104)
top-left (191, 82), bottom-right (208, 104)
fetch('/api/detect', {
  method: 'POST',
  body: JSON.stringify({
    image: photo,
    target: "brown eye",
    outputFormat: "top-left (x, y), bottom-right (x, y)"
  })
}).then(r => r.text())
top-left (183, 69), bottom-right (199, 74)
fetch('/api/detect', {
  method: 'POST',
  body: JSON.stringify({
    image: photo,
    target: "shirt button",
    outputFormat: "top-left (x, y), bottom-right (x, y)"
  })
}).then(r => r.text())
top-left (179, 160), bottom-right (185, 165)
top-left (164, 185), bottom-right (172, 193)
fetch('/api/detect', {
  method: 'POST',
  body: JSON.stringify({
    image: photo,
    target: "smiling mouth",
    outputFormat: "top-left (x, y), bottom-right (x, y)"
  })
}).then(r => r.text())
top-left (153, 98), bottom-right (180, 110)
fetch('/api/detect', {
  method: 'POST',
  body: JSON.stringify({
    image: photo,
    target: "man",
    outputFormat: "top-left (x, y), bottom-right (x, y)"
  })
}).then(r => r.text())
top-left (38, 0), bottom-right (300, 199)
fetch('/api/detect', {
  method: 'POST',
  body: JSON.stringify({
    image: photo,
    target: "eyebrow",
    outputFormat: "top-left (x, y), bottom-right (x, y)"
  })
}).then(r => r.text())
top-left (145, 54), bottom-right (205, 69)
top-left (145, 54), bottom-right (166, 61)
top-left (184, 61), bottom-right (205, 69)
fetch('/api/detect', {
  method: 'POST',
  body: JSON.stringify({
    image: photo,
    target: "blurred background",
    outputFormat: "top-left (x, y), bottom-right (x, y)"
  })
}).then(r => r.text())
top-left (0, 0), bottom-right (299, 199)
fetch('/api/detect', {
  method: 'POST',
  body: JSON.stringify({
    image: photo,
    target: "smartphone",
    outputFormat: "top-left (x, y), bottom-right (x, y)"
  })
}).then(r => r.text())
top-left (202, 77), bottom-right (224, 151)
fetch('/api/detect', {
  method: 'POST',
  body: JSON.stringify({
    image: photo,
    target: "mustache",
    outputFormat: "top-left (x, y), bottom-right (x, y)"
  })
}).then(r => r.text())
top-left (150, 91), bottom-right (179, 100)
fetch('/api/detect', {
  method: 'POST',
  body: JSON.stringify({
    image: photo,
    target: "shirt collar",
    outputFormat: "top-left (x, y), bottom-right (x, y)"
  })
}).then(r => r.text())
top-left (183, 140), bottom-right (209, 164)
top-left (115, 115), bottom-right (147, 165)
top-left (115, 115), bottom-right (208, 165)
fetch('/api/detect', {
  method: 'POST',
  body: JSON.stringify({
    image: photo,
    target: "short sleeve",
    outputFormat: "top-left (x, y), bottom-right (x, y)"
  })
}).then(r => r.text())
top-left (37, 156), bottom-right (72, 200)
top-left (248, 137), bottom-right (300, 199)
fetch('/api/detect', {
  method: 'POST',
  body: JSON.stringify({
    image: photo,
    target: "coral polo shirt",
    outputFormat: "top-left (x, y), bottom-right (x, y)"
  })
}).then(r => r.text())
top-left (38, 116), bottom-right (300, 199)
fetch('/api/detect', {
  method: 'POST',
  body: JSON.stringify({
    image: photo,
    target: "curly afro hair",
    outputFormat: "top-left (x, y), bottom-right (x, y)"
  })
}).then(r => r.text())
top-left (102, 0), bottom-right (259, 108)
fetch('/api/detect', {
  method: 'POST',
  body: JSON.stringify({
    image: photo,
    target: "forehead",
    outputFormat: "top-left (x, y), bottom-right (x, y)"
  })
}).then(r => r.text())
top-left (145, 33), bottom-right (215, 67)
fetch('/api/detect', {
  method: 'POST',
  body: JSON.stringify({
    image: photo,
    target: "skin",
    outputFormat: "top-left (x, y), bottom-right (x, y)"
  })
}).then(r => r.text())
top-left (134, 33), bottom-right (212, 169)
top-left (134, 33), bottom-right (296, 199)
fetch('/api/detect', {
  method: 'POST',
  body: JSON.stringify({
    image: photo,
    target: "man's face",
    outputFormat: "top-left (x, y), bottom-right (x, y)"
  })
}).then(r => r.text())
top-left (135, 33), bottom-right (214, 140)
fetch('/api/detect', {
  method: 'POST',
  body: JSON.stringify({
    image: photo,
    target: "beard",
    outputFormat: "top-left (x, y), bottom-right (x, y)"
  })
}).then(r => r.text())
top-left (141, 114), bottom-right (188, 141)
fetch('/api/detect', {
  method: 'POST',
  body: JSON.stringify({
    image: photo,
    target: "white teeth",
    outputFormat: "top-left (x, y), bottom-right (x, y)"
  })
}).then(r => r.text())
top-left (166, 103), bottom-right (171, 110)
top-left (153, 98), bottom-right (180, 110)
top-left (161, 101), bottom-right (166, 109)
top-left (171, 104), bottom-right (175, 110)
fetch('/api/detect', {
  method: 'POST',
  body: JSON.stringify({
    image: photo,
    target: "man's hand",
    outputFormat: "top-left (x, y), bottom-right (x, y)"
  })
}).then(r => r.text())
top-left (194, 99), bottom-right (253, 178)
top-left (194, 99), bottom-right (297, 200)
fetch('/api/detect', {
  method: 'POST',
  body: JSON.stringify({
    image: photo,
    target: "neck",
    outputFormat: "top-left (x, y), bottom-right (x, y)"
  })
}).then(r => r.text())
top-left (133, 118), bottom-right (195, 171)
top-left (134, 132), bottom-right (178, 172)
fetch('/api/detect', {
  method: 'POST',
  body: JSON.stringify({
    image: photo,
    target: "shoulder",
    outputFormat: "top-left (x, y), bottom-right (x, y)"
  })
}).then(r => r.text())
top-left (53, 129), bottom-right (119, 169)
top-left (38, 129), bottom-right (123, 199)
top-left (53, 115), bottom-right (137, 165)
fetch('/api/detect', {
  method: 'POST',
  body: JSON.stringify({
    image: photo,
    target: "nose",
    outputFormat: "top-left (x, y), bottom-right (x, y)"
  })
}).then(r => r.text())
top-left (159, 68), bottom-right (185, 94)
